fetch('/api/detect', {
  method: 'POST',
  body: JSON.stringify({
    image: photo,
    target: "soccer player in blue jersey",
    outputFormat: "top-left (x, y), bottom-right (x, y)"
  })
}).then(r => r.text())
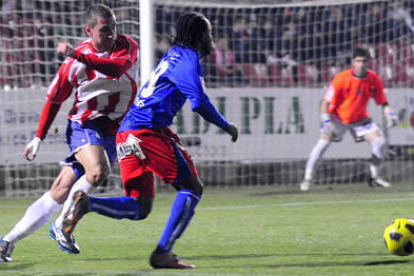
top-left (59, 12), bottom-right (238, 269)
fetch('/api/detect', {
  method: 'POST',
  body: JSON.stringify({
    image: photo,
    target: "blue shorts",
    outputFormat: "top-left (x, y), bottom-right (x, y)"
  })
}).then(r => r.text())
top-left (61, 119), bottom-right (117, 178)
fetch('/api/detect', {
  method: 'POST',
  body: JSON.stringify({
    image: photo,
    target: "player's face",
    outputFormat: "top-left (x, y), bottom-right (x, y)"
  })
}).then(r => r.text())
top-left (86, 16), bottom-right (117, 52)
top-left (352, 56), bottom-right (369, 77)
top-left (199, 18), bottom-right (214, 56)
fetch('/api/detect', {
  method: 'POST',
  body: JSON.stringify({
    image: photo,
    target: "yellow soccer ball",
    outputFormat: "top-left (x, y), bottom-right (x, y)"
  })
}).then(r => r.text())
top-left (383, 218), bottom-right (414, 256)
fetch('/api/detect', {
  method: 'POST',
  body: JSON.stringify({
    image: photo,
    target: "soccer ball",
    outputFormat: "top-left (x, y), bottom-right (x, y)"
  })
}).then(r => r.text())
top-left (383, 218), bottom-right (414, 256)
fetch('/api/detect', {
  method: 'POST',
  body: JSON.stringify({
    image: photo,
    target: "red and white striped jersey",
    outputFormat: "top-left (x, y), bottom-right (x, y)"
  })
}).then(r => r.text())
top-left (36, 34), bottom-right (138, 139)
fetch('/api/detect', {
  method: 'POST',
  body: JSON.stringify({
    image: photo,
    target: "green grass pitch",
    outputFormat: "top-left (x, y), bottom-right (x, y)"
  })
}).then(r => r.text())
top-left (1, 182), bottom-right (414, 275)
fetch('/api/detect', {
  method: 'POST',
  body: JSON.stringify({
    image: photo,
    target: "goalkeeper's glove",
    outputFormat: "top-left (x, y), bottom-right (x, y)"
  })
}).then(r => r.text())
top-left (384, 106), bottom-right (398, 128)
top-left (321, 113), bottom-right (334, 136)
top-left (24, 137), bottom-right (42, 161)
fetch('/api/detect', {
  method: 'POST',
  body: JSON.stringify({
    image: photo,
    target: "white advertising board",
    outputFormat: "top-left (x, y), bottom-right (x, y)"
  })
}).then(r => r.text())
top-left (0, 87), bottom-right (412, 164)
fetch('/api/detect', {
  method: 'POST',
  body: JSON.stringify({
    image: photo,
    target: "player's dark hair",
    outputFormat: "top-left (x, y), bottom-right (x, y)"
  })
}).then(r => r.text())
top-left (172, 12), bottom-right (209, 48)
top-left (85, 4), bottom-right (116, 27)
top-left (353, 47), bottom-right (370, 59)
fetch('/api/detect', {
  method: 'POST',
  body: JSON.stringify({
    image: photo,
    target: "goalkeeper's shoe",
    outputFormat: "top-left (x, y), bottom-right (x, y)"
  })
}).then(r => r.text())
top-left (150, 251), bottom-right (195, 269)
top-left (0, 237), bottom-right (14, 263)
top-left (368, 177), bottom-right (391, 188)
top-left (300, 179), bottom-right (312, 191)
top-left (49, 221), bottom-right (80, 254)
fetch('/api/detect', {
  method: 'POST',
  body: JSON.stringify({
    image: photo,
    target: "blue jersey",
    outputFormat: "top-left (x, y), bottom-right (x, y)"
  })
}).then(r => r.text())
top-left (119, 46), bottom-right (214, 132)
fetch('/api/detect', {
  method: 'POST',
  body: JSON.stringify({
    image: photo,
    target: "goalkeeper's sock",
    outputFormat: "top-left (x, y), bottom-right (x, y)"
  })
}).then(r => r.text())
top-left (89, 196), bottom-right (141, 220)
top-left (55, 175), bottom-right (94, 229)
top-left (155, 190), bottom-right (200, 254)
top-left (370, 164), bottom-right (379, 179)
top-left (4, 191), bottom-right (60, 244)
top-left (304, 139), bottom-right (330, 180)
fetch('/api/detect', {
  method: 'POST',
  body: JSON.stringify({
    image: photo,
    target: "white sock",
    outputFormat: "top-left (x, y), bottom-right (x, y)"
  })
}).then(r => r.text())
top-left (304, 139), bottom-right (330, 180)
top-left (370, 164), bottom-right (379, 179)
top-left (371, 136), bottom-right (386, 159)
top-left (3, 191), bottom-right (60, 244)
top-left (55, 175), bottom-right (94, 228)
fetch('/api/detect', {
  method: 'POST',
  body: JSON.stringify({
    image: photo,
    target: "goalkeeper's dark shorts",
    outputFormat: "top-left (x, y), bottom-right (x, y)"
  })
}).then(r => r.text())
top-left (116, 127), bottom-right (198, 198)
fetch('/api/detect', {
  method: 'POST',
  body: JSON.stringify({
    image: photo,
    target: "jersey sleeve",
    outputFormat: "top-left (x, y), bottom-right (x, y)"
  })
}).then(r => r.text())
top-left (323, 74), bottom-right (342, 104)
top-left (169, 58), bottom-right (209, 110)
top-left (35, 100), bottom-right (62, 140)
top-left (73, 35), bottom-right (138, 78)
top-left (372, 74), bottom-right (387, 105)
top-left (46, 58), bottom-right (75, 103)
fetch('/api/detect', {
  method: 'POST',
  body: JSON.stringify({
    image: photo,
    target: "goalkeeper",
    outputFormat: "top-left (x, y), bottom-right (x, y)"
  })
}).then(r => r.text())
top-left (0, 4), bottom-right (138, 262)
top-left (58, 12), bottom-right (238, 269)
top-left (300, 47), bottom-right (397, 191)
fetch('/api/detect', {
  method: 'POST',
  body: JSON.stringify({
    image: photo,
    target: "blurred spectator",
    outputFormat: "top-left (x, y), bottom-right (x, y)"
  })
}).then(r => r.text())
top-left (210, 37), bottom-right (244, 87)
top-left (228, 17), bottom-right (250, 63)
top-left (388, 1), bottom-right (414, 36)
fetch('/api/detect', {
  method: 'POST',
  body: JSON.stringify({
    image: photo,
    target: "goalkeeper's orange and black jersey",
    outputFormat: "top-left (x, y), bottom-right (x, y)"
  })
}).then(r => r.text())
top-left (323, 68), bottom-right (387, 124)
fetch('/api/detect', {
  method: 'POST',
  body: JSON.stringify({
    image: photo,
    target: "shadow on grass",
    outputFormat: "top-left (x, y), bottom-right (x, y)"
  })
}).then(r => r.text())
top-left (364, 259), bottom-right (411, 265)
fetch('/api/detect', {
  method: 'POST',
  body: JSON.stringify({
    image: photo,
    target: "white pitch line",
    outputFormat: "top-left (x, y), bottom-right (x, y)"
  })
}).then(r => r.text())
top-left (198, 196), bottom-right (414, 211)
top-left (2, 195), bottom-right (414, 212)
top-left (0, 270), bottom-right (263, 276)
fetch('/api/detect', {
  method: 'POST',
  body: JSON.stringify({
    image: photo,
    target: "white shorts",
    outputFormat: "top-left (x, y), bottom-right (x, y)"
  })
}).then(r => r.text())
top-left (321, 117), bottom-right (380, 143)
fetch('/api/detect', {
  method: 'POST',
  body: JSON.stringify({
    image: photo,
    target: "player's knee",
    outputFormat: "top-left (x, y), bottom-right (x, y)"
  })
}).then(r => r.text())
top-left (135, 196), bottom-right (153, 220)
top-left (177, 176), bottom-right (204, 195)
top-left (86, 163), bottom-right (111, 186)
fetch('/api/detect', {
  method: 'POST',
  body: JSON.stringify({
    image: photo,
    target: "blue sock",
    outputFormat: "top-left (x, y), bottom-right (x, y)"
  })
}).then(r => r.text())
top-left (155, 189), bottom-right (200, 254)
top-left (89, 196), bottom-right (141, 220)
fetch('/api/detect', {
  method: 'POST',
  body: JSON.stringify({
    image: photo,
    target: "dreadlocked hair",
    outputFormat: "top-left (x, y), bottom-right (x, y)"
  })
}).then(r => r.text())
top-left (172, 12), bottom-right (208, 48)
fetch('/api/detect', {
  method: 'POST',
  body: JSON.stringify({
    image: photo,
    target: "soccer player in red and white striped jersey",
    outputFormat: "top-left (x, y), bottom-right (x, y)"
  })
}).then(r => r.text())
top-left (0, 4), bottom-right (138, 262)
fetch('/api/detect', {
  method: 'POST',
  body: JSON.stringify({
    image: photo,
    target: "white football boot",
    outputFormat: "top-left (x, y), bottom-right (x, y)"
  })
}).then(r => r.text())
top-left (300, 179), bottom-right (312, 191)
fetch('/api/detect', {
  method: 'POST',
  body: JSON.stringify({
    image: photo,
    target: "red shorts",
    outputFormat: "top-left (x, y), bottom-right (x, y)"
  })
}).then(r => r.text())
top-left (116, 127), bottom-right (198, 198)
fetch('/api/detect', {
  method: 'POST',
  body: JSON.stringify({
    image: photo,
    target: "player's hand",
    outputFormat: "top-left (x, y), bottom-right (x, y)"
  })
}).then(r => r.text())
top-left (24, 137), bottom-right (42, 161)
top-left (226, 123), bottom-right (238, 142)
top-left (320, 113), bottom-right (334, 136)
top-left (57, 42), bottom-right (75, 57)
top-left (384, 107), bottom-right (397, 128)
